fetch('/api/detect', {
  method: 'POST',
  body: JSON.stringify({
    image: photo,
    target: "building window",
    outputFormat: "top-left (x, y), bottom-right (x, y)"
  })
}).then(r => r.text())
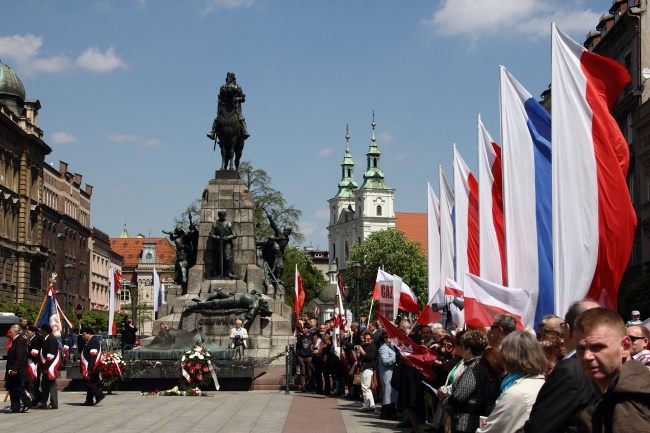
top-left (376, 205), bottom-right (382, 216)
top-left (120, 288), bottom-right (130, 302)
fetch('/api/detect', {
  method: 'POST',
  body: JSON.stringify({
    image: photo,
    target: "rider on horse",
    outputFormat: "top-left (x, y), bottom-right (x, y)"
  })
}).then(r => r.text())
top-left (207, 72), bottom-right (250, 141)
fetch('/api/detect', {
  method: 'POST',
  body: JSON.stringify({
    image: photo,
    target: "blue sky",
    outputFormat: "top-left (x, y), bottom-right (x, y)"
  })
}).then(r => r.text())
top-left (1, 0), bottom-right (609, 250)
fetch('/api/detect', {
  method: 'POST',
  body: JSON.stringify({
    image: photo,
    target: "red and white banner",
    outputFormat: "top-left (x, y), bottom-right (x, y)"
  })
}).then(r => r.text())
top-left (551, 24), bottom-right (636, 315)
top-left (463, 272), bottom-right (532, 330)
top-left (108, 268), bottom-right (122, 336)
top-left (294, 265), bottom-right (305, 316)
top-left (375, 268), bottom-right (398, 320)
top-left (377, 313), bottom-right (437, 381)
top-left (453, 146), bottom-right (479, 288)
top-left (478, 117), bottom-right (506, 286)
top-left (373, 269), bottom-right (420, 315)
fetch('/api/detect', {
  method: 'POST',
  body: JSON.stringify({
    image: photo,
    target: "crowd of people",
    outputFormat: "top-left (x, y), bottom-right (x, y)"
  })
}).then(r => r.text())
top-left (295, 305), bottom-right (650, 433)
top-left (4, 318), bottom-right (107, 413)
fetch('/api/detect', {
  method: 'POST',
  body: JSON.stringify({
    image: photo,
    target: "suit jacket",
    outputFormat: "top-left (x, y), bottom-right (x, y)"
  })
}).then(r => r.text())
top-left (40, 334), bottom-right (61, 380)
top-left (5, 334), bottom-right (29, 381)
top-left (229, 327), bottom-right (248, 349)
top-left (524, 356), bottom-right (600, 433)
top-left (27, 333), bottom-right (43, 380)
top-left (81, 335), bottom-right (102, 377)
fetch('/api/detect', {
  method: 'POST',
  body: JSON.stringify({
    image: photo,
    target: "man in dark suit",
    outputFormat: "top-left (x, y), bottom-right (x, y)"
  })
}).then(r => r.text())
top-left (524, 300), bottom-right (601, 433)
top-left (37, 324), bottom-right (60, 409)
top-left (80, 327), bottom-right (105, 406)
top-left (25, 325), bottom-right (43, 406)
top-left (5, 324), bottom-right (32, 412)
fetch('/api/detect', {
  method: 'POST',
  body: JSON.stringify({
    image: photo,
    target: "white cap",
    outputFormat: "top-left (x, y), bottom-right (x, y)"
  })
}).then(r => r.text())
top-left (632, 310), bottom-right (640, 316)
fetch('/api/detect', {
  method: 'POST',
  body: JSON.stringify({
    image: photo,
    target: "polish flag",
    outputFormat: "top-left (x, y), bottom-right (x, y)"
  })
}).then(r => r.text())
top-left (377, 312), bottom-right (437, 381)
top-left (439, 167), bottom-right (455, 293)
top-left (294, 265), bottom-right (305, 316)
top-left (551, 24), bottom-right (636, 314)
top-left (332, 280), bottom-right (347, 358)
top-left (453, 146), bottom-right (479, 288)
top-left (372, 269), bottom-right (420, 315)
top-left (444, 278), bottom-right (464, 327)
top-left (463, 272), bottom-right (533, 330)
top-left (427, 183), bottom-right (442, 304)
top-left (444, 278), bottom-right (464, 299)
top-left (500, 65), bottom-right (553, 328)
top-left (478, 116), bottom-right (506, 286)
top-left (108, 268), bottom-right (122, 336)
top-left (416, 304), bottom-right (442, 326)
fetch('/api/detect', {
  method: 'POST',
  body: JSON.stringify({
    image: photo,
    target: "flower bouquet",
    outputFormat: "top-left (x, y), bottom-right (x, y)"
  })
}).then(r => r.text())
top-left (180, 345), bottom-right (213, 388)
top-left (100, 352), bottom-right (127, 387)
top-left (140, 386), bottom-right (202, 396)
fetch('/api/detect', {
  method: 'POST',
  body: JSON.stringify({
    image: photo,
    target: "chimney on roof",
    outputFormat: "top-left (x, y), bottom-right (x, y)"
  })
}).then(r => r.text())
top-left (74, 173), bottom-right (82, 186)
top-left (85, 184), bottom-right (93, 196)
top-left (59, 161), bottom-right (68, 175)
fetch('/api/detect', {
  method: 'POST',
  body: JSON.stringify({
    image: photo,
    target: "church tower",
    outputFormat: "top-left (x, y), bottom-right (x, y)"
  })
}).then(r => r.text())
top-left (327, 115), bottom-right (396, 271)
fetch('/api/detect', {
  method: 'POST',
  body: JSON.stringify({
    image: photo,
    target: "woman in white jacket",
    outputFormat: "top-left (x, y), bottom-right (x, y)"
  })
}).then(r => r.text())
top-left (477, 331), bottom-right (547, 433)
top-left (229, 319), bottom-right (248, 361)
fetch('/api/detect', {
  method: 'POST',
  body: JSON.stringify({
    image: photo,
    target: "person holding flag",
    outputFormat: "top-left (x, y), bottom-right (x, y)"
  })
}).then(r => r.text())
top-left (36, 324), bottom-right (60, 410)
top-left (80, 327), bottom-right (105, 406)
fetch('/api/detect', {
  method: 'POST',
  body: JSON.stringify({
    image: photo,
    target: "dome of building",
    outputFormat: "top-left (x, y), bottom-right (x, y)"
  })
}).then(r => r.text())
top-left (317, 282), bottom-right (338, 303)
top-left (0, 60), bottom-right (26, 116)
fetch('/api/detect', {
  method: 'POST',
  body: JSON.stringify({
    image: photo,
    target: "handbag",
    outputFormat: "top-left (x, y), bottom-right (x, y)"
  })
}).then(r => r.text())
top-left (353, 373), bottom-right (361, 386)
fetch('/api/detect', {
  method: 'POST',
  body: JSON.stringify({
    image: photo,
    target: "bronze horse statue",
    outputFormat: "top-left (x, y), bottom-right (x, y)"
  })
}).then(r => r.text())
top-left (215, 86), bottom-right (245, 171)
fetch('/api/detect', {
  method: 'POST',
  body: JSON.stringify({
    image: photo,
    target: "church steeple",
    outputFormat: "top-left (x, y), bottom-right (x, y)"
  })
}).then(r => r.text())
top-left (335, 125), bottom-right (358, 198)
top-left (360, 112), bottom-right (389, 189)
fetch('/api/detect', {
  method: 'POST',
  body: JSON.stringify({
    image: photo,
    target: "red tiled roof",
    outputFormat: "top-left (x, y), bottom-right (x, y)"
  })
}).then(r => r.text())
top-left (109, 237), bottom-right (176, 268)
top-left (395, 212), bottom-right (427, 256)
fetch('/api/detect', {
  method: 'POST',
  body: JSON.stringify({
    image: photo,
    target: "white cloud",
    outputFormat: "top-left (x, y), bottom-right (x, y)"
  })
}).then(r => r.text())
top-left (143, 138), bottom-right (162, 147)
top-left (314, 208), bottom-right (329, 219)
top-left (75, 47), bottom-right (128, 73)
top-left (377, 132), bottom-right (393, 143)
top-left (394, 153), bottom-right (409, 161)
top-left (108, 133), bottom-right (138, 143)
top-left (0, 34), bottom-right (71, 75)
top-left (318, 147), bottom-right (333, 157)
top-left (51, 132), bottom-right (79, 144)
top-left (201, 0), bottom-right (254, 14)
top-left (424, 0), bottom-right (601, 43)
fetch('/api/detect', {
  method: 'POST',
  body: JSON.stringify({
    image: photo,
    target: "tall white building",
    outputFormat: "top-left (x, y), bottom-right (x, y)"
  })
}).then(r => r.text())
top-left (327, 116), bottom-right (396, 272)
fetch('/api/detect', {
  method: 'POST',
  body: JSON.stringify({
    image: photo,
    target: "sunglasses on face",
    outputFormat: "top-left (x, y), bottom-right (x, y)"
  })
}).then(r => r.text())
top-left (629, 335), bottom-right (647, 342)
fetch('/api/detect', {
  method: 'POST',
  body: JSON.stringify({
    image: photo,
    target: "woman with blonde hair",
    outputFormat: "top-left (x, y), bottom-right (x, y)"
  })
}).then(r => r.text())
top-left (477, 331), bottom-right (546, 432)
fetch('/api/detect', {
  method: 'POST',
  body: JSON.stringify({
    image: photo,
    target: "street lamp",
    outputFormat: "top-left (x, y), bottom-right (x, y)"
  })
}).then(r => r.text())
top-left (351, 262), bottom-right (363, 321)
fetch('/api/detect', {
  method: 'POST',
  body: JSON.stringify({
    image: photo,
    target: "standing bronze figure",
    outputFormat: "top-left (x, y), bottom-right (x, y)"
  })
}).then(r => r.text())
top-left (210, 210), bottom-right (237, 278)
top-left (207, 72), bottom-right (250, 171)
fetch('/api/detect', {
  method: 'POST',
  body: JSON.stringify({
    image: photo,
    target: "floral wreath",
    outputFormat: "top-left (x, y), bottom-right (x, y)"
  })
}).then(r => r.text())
top-left (180, 345), bottom-right (214, 388)
top-left (101, 352), bottom-right (127, 387)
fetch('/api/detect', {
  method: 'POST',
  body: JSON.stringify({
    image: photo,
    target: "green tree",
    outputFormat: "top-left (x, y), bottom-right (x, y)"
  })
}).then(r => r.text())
top-left (347, 228), bottom-right (428, 317)
top-left (239, 160), bottom-right (304, 245)
top-left (80, 310), bottom-right (109, 333)
top-left (281, 247), bottom-right (326, 311)
top-left (172, 198), bottom-right (201, 230)
top-left (0, 302), bottom-right (39, 324)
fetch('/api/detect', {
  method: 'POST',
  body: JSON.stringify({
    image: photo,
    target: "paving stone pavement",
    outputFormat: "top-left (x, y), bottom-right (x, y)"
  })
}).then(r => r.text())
top-left (0, 391), bottom-right (426, 433)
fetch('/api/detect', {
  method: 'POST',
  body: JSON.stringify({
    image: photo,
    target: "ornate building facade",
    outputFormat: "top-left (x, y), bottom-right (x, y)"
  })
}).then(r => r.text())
top-left (0, 60), bottom-right (51, 304)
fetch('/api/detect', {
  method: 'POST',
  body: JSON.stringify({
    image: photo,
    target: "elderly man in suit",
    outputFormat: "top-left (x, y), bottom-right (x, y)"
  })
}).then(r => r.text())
top-left (5, 324), bottom-right (32, 412)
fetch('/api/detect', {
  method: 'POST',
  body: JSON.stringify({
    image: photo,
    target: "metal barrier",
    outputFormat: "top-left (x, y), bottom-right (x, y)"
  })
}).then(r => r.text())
top-left (284, 343), bottom-right (295, 394)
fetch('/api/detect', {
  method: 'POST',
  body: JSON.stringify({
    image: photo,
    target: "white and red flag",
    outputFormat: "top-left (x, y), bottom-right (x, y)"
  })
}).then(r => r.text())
top-left (332, 278), bottom-right (348, 358)
top-left (294, 265), bottom-right (305, 316)
top-left (377, 313), bottom-right (437, 381)
top-left (427, 182), bottom-right (442, 304)
top-left (453, 146), bottom-right (479, 288)
top-left (439, 167), bottom-right (455, 294)
top-left (108, 268), bottom-right (122, 336)
top-left (373, 269), bottom-right (420, 315)
top-left (463, 272), bottom-right (532, 330)
top-left (478, 117), bottom-right (506, 286)
top-left (551, 24), bottom-right (636, 314)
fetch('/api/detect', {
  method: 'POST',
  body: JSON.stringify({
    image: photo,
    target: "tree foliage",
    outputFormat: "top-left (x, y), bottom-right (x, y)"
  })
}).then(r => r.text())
top-left (281, 247), bottom-right (326, 311)
top-left (239, 160), bottom-right (303, 245)
top-left (347, 228), bottom-right (428, 316)
top-left (0, 302), bottom-right (40, 324)
top-left (172, 198), bottom-right (201, 230)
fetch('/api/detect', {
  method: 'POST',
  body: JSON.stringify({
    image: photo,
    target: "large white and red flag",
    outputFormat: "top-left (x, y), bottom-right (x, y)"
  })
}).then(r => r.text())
top-left (332, 278), bottom-right (348, 358)
top-left (444, 278), bottom-right (464, 327)
top-left (377, 312), bottom-right (437, 381)
top-left (439, 167), bottom-right (455, 293)
top-left (427, 182), bottom-right (442, 304)
top-left (108, 267), bottom-right (122, 336)
top-left (372, 269), bottom-right (420, 315)
top-left (463, 272), bottom-right (533, 330)
top-left (453, 145), bottom-right (479, 289)
top-left (478, 116), bottom-right (506, 286)
top-left (551, 24), bottom-right (636, 314)
top-left (294, 265), bottom-right (305, 316)
top-left (500, 65), bottom-right (553, 329)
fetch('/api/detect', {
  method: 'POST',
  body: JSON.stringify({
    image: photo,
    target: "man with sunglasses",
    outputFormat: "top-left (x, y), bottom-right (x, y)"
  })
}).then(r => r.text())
top-left (626, 325), bottom-right (650, 367)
